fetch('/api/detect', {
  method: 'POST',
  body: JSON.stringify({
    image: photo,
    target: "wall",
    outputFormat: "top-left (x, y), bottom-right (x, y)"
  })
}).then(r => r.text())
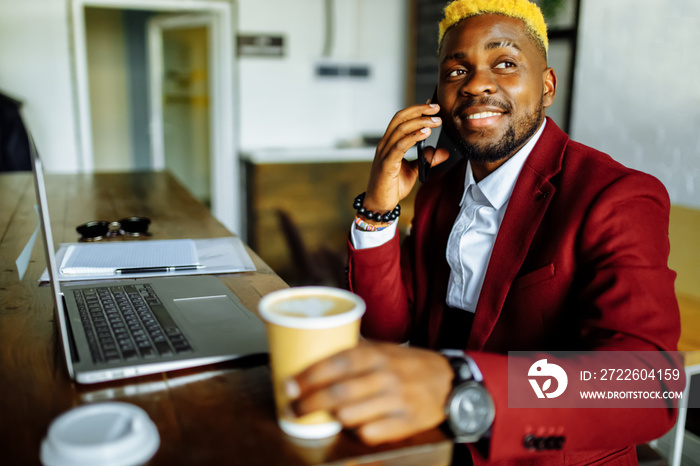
top-left (85, 7), bottom-right (133, 171)
top-left (124, 10), bottom-right (154, 170)
top-left (571, 0), bottom-right (700, 209)
top-left (0, 0), bottom-right (407, 172)
top-left (3, 0), bottom-right (695, 189)
top-left (236, 0), bottom-right (407, 151)
top-left (0, 0), bottom-right (80, 172)
top-left (1, 0), bottom-right (695, 201)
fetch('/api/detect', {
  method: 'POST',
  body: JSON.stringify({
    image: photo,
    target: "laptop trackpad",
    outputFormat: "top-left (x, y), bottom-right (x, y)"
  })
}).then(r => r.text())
top-left (173, 296), bottom-right (248, 324)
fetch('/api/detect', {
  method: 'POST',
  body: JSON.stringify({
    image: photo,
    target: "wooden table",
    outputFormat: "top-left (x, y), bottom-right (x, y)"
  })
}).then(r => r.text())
top-left (0, 171), bottom-right (451, 465)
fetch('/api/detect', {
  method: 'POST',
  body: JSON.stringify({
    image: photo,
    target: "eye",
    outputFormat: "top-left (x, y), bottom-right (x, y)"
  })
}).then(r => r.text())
top-left (445, 68), bottom-right (468, 81)
top-left (494, 61), bottom-right (515, 69)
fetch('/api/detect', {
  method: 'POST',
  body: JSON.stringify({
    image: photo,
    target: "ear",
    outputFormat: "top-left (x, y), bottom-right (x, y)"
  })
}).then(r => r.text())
top-left (542, 67), bottom-right (557, 108)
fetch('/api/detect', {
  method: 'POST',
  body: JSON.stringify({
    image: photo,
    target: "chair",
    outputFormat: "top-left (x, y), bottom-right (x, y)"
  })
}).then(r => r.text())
top-left (0, 92), bottom-right (31, 172)
top-left (275, 209), bottom-right (347, 288)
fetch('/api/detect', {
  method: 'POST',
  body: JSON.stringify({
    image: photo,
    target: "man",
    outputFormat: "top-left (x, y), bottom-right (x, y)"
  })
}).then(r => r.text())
top-left (284, 0), bottom-right (681, 463)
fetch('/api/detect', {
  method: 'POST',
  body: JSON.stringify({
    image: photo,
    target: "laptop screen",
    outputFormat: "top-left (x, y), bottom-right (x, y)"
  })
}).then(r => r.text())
top-left (29, 134), bottom-right (76, 379)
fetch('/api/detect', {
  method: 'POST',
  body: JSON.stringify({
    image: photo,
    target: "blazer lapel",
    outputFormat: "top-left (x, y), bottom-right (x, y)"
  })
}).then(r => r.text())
top-left (468, 119), bottom-right (569, 350)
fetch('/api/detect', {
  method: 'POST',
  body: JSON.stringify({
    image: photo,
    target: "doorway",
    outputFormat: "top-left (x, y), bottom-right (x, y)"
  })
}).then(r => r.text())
top-left (70, 0), bottom-right (240, 235)
top-left (149, 14), bottom-right (215, 208)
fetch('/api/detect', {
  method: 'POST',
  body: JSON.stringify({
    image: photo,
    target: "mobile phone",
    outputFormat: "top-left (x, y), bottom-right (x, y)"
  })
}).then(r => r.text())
top-left (417, 87), bottom-right (439, 183)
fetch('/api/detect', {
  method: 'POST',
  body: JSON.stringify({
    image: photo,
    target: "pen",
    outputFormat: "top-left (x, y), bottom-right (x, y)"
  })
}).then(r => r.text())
top-left (115, 265), bottom-right (205, 275)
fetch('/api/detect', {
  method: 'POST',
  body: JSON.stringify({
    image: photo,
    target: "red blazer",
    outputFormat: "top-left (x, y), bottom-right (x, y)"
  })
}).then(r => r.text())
top-left (347, 119), bottom-right (681, 464)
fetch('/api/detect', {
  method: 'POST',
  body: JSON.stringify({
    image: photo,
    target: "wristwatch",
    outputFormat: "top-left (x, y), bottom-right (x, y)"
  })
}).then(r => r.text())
top-left (441, 349), bottom-right (495, 443)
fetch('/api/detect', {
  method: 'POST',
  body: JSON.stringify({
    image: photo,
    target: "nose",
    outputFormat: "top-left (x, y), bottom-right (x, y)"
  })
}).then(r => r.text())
top-left (461, 67), bottom-right (497, 96)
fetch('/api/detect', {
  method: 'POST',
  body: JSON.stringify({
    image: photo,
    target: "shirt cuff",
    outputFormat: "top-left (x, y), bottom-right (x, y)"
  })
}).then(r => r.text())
top-left (349, 220), bottom-right (397, 250)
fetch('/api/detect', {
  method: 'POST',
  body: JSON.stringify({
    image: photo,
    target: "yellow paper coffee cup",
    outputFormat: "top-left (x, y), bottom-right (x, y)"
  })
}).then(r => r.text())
top-left (258, 287), bottom-right (366, 439)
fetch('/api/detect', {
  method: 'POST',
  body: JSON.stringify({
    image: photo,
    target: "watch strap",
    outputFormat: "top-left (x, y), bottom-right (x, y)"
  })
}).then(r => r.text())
top-left (440, 349), bottom-right (483, 383)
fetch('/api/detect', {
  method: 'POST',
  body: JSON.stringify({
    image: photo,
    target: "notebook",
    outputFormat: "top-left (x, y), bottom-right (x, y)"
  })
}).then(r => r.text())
top-left (59, 239), bottom-right (199, 275)
top-left (30, 135), bottom-right (268, 384)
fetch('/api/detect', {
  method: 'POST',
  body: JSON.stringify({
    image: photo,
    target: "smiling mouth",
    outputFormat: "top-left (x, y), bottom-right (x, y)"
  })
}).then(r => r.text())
top-left (467, 111), bottom-right (503, 120)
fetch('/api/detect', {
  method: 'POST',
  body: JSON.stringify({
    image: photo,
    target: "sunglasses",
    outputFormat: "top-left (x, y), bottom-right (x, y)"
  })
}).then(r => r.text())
top-left (76, 217), bottom-right (151, 241)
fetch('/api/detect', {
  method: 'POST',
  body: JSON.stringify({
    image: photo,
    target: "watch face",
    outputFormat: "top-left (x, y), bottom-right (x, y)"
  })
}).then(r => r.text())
top-left (449, 382), bottom-right (494, 436)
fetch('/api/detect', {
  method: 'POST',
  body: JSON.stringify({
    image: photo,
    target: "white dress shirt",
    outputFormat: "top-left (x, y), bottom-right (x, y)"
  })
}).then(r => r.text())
top-left (351, 121), bottom-right (546, 313)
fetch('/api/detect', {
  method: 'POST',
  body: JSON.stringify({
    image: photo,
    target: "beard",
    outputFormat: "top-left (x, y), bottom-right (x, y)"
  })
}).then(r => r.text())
top-left (443, 96), bottom-right (544, 164)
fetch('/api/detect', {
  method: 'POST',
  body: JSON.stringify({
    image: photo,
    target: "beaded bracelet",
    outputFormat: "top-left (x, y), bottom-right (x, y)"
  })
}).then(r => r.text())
top-left (352, 192), bottom-right (401, 223)
top-left (354, 216), bottom-right (394, 232)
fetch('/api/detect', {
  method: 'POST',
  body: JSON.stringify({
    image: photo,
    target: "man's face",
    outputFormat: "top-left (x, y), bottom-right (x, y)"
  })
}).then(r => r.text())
top-left (437, 14), bottom-right (556, 163)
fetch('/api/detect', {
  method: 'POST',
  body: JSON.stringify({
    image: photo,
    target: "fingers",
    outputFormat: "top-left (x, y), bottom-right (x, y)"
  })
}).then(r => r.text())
top-left (291, 362), bottom-right (442, 445)
top-left (295, 382), bottom-right (440, 446)
top-left (378, 104), bottom-right (439, 148)
top-left (375, 104), bottom-right (441, 160)
top-left (293, 370), bottom-right (399, 419)
top-left (291, 344), bottom-right (387, 395)
top-left (286, 342), bottom-right (453, 445)
top-left (350, 382), bottom-right (448, 445)
top-left (356, 415), bottom-right (438, 446)
top-left (336, 392), bottom-right (404, 427)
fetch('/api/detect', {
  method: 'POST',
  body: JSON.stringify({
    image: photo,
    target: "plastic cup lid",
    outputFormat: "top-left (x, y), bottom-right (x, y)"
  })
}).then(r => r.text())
top-left (40, 402), bottom-right (160, 466)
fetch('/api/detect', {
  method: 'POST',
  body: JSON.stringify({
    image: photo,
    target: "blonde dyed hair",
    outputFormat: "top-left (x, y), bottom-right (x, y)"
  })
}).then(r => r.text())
top-left (438, 0), bottom-right (548, 57)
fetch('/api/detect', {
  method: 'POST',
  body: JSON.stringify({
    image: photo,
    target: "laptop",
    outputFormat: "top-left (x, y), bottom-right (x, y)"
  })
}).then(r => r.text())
top-left (30, 135), bottom-right (268, 384)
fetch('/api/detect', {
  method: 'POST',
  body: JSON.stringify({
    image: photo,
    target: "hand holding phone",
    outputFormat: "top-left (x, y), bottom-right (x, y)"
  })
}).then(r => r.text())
top-left (363, 89), bottom-right (445, 214)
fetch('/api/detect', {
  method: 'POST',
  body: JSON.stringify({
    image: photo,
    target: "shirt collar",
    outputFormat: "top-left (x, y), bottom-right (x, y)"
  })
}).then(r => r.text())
top-left (461, 119), bottom-right (547, 209)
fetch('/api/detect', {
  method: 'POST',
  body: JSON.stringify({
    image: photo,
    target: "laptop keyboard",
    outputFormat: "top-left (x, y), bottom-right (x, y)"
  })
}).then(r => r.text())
top-left (73, 284), bottom-right (193, 364)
